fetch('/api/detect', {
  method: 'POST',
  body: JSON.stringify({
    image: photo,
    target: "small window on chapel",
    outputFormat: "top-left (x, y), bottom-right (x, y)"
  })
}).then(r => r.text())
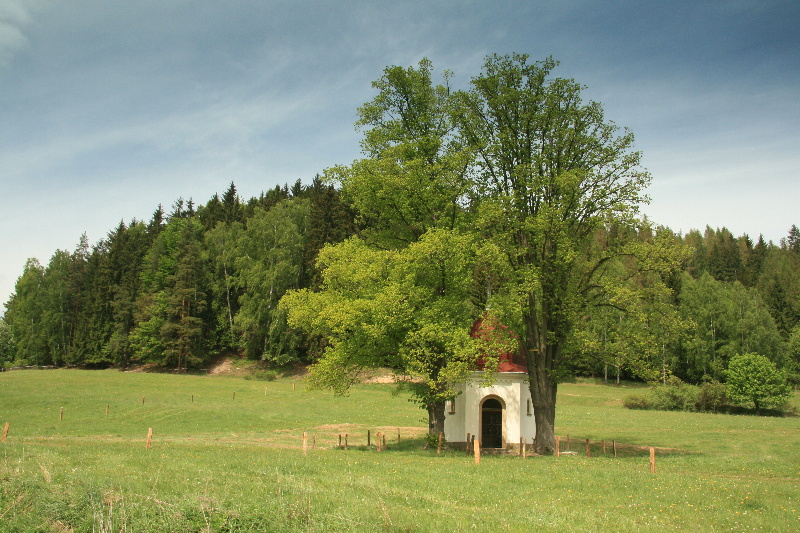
top-left (448, 400), bottom-right (456, 414)
top-left (526, 399), bottom-right (532, 416)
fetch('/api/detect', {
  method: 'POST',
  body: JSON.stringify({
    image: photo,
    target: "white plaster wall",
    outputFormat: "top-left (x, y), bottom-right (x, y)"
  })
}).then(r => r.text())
top-left (444, 372), bottom-right (536, 445)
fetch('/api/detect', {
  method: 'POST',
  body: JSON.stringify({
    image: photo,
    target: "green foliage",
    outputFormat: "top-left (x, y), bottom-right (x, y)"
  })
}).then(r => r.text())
top-left (623, 382), bottom-right (701, 412)
top-left (283, 59), bottom-right (482, 435)
top-left (131, 217), bottom-right (208, 369)
top-left (786, 323), bottom-right (800, 384)
top-left (648, 382), bottom-right (699, 411)
top-left (282, 230), bottom-right (481, 432)
top-left (3, 258), bottom-right (48, 365)
top-left (677, 273), bottom-right (784, 382)
top-left (243, 369), bottom-right (279, 381)
top-left (696, 380), bottom-right (728, 412)
top-left (233, 198), bottom-right (309, 363)
top-left (621, 393), bottom-right (651, 410)
top-left (202, 221), bottom-right (242, 352)
top-left (0, 317), bottom-right (15, 365)
top-left (570, 226), bottom-right (692, 384)
top-left (726, 352), bottom-right (792, 412)
top-left (4, 56), bottom-right (800, 393)
top-left (454, 53), bottom-right (658, 453)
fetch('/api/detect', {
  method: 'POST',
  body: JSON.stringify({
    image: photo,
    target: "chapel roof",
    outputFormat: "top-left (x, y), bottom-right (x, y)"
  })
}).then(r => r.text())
top-left (470, 317), bottom-right (528, 373)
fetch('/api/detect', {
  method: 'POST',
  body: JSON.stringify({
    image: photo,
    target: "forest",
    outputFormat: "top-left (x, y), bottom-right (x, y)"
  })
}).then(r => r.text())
top-left (3, 181), bottom-right (799, 384)
top-left (2, 55), bottom-right (799, 403)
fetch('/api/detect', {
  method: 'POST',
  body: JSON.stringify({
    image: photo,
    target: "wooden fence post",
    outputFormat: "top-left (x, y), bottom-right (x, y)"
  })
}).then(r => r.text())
top-left (649, 447), bottom-right (656, 473)
top-left (474, 439), bottom-right (481, 465)
top-left (302, 432), bottom-right (308, 456)
top-left (613, 440), bottom-right (617, 458)
top-left (2, 422), bottom-right (9, 443)
top-left (586, 438), bottom-right (591, 458)
top-left (106, 403), bottom-right (109, 415)
top-left (382, 433), bottom-right (386, 451)
top-left (344, 434), bottom-right (348, 450)
top-left (367, 429), bottom-right (371, 447)
top-left (146, 428), bottom-right (153, 450)
top-left (555, 436), bottom-right (561, 457)
top-left (522, 438), bottom-right (527, 459)
top-left (602, 439), bottom-right (606, 454)
top-left (338, 434), bottom-right (342, 447)
top-left (437, 432), bottom-right (443, 455)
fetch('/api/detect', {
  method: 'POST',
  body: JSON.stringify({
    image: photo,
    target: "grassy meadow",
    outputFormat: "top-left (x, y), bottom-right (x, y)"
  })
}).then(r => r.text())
top-left (1, 368), bottom-right (799, 532)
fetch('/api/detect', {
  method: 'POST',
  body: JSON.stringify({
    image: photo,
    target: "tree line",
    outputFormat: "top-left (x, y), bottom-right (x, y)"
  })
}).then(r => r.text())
top-left (2, 54), bottom-right (798, 453)
top-left (1, 179), bottom-right (355, 371)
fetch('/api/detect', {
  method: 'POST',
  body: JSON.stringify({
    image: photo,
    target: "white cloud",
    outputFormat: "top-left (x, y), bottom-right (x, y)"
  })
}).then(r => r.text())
top-left (0, 0), bottom-right (33, 65)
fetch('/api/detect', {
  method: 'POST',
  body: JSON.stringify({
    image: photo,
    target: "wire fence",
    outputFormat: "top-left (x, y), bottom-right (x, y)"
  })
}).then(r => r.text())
top-left (555, 434), bottom-right (686, 459)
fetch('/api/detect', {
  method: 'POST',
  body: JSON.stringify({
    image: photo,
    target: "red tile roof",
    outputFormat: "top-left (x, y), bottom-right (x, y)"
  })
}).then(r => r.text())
top-left (470, 317), bottom-right (528, 373)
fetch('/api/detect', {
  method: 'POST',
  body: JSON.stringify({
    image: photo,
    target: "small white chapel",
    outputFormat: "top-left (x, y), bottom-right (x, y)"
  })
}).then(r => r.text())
top-left (443, 320), bottom-right (536, 451)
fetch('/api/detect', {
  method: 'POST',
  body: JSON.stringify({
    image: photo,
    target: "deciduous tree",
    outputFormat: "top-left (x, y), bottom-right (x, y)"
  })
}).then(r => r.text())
top-left (454, 54), bottom-right (654, 454)
top-left (282, 59), bottom-right (481, 434)
top-left (726, 352), bottom-right (791, 413)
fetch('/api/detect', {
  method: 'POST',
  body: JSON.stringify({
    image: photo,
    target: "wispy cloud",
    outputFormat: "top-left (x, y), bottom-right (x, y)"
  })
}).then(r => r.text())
top-left (0, 0), bottom-right (33, 65)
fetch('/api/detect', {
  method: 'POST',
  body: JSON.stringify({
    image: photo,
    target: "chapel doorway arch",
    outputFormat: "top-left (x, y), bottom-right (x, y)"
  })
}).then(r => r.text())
top-left (480, 396), bottom-right (505, 448)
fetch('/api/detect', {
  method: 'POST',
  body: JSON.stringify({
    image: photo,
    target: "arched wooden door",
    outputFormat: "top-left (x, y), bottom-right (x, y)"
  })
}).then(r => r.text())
top-left (481, 397), bottom-right (504, 448)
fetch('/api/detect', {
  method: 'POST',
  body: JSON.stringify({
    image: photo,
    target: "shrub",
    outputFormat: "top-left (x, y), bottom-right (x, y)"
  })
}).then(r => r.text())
top-left (244, 369), bottom-right (279, 381)
top-left (648, 383), bottom-right (699, 411)
top-left (726, 353), bottom-right (792, 413)
top-left (423, 432), bottom-right (445, 449)
top-left (623, 383), bottom-right (699, 412)
top-left (696, 381), bottom-right (727, 412)
top-left (622, 394), bottom-right (651, 410)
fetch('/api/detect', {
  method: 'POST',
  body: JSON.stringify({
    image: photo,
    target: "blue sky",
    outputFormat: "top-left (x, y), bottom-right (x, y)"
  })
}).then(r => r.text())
top-left (1, 0), bottom-right (798, 305)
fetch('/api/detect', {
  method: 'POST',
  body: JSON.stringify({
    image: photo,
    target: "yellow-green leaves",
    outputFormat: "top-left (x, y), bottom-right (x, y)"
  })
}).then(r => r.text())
top-left (280, 229), bottom-right (480, 402)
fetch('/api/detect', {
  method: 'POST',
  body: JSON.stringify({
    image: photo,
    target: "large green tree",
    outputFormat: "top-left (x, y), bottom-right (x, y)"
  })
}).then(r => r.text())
top-left (454, 54), bottom-right (653, 454)
top-left (282, 229), bottom-right (481, 435)
top-left (282, 59), bottom-right (482, 434)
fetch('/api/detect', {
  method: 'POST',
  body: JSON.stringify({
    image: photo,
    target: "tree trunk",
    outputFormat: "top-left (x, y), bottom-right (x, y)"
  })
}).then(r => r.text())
top-left (528, 351), bottom-right (558, 455)
top-left (427, 401), bottom-right (446, 437)
top-left (523, 302), bottom-right (560, 455)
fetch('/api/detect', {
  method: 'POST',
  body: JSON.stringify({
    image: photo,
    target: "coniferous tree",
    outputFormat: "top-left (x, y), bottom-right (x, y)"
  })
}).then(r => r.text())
top-left (707, 227), bottom-right (742, 282)
top-left (104, 221), bottom-right (151, 367)
top-left (71, 237), bottom-right (122, 366)
top-left (131, 217), bottom-right (209, 369)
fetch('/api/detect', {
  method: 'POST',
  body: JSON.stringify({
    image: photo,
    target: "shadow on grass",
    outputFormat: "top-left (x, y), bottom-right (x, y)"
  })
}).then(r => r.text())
top-left (333, 436), bottom-right (453, 455)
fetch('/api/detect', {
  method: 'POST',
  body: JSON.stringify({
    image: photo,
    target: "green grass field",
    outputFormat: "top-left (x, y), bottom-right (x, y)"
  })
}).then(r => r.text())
top-left (1, 369), bottom-right (799, 532)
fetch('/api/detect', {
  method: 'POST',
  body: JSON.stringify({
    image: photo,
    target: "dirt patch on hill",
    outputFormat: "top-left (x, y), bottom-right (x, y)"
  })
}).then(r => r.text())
top-left (208, 358), bottom-right (235, 375)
